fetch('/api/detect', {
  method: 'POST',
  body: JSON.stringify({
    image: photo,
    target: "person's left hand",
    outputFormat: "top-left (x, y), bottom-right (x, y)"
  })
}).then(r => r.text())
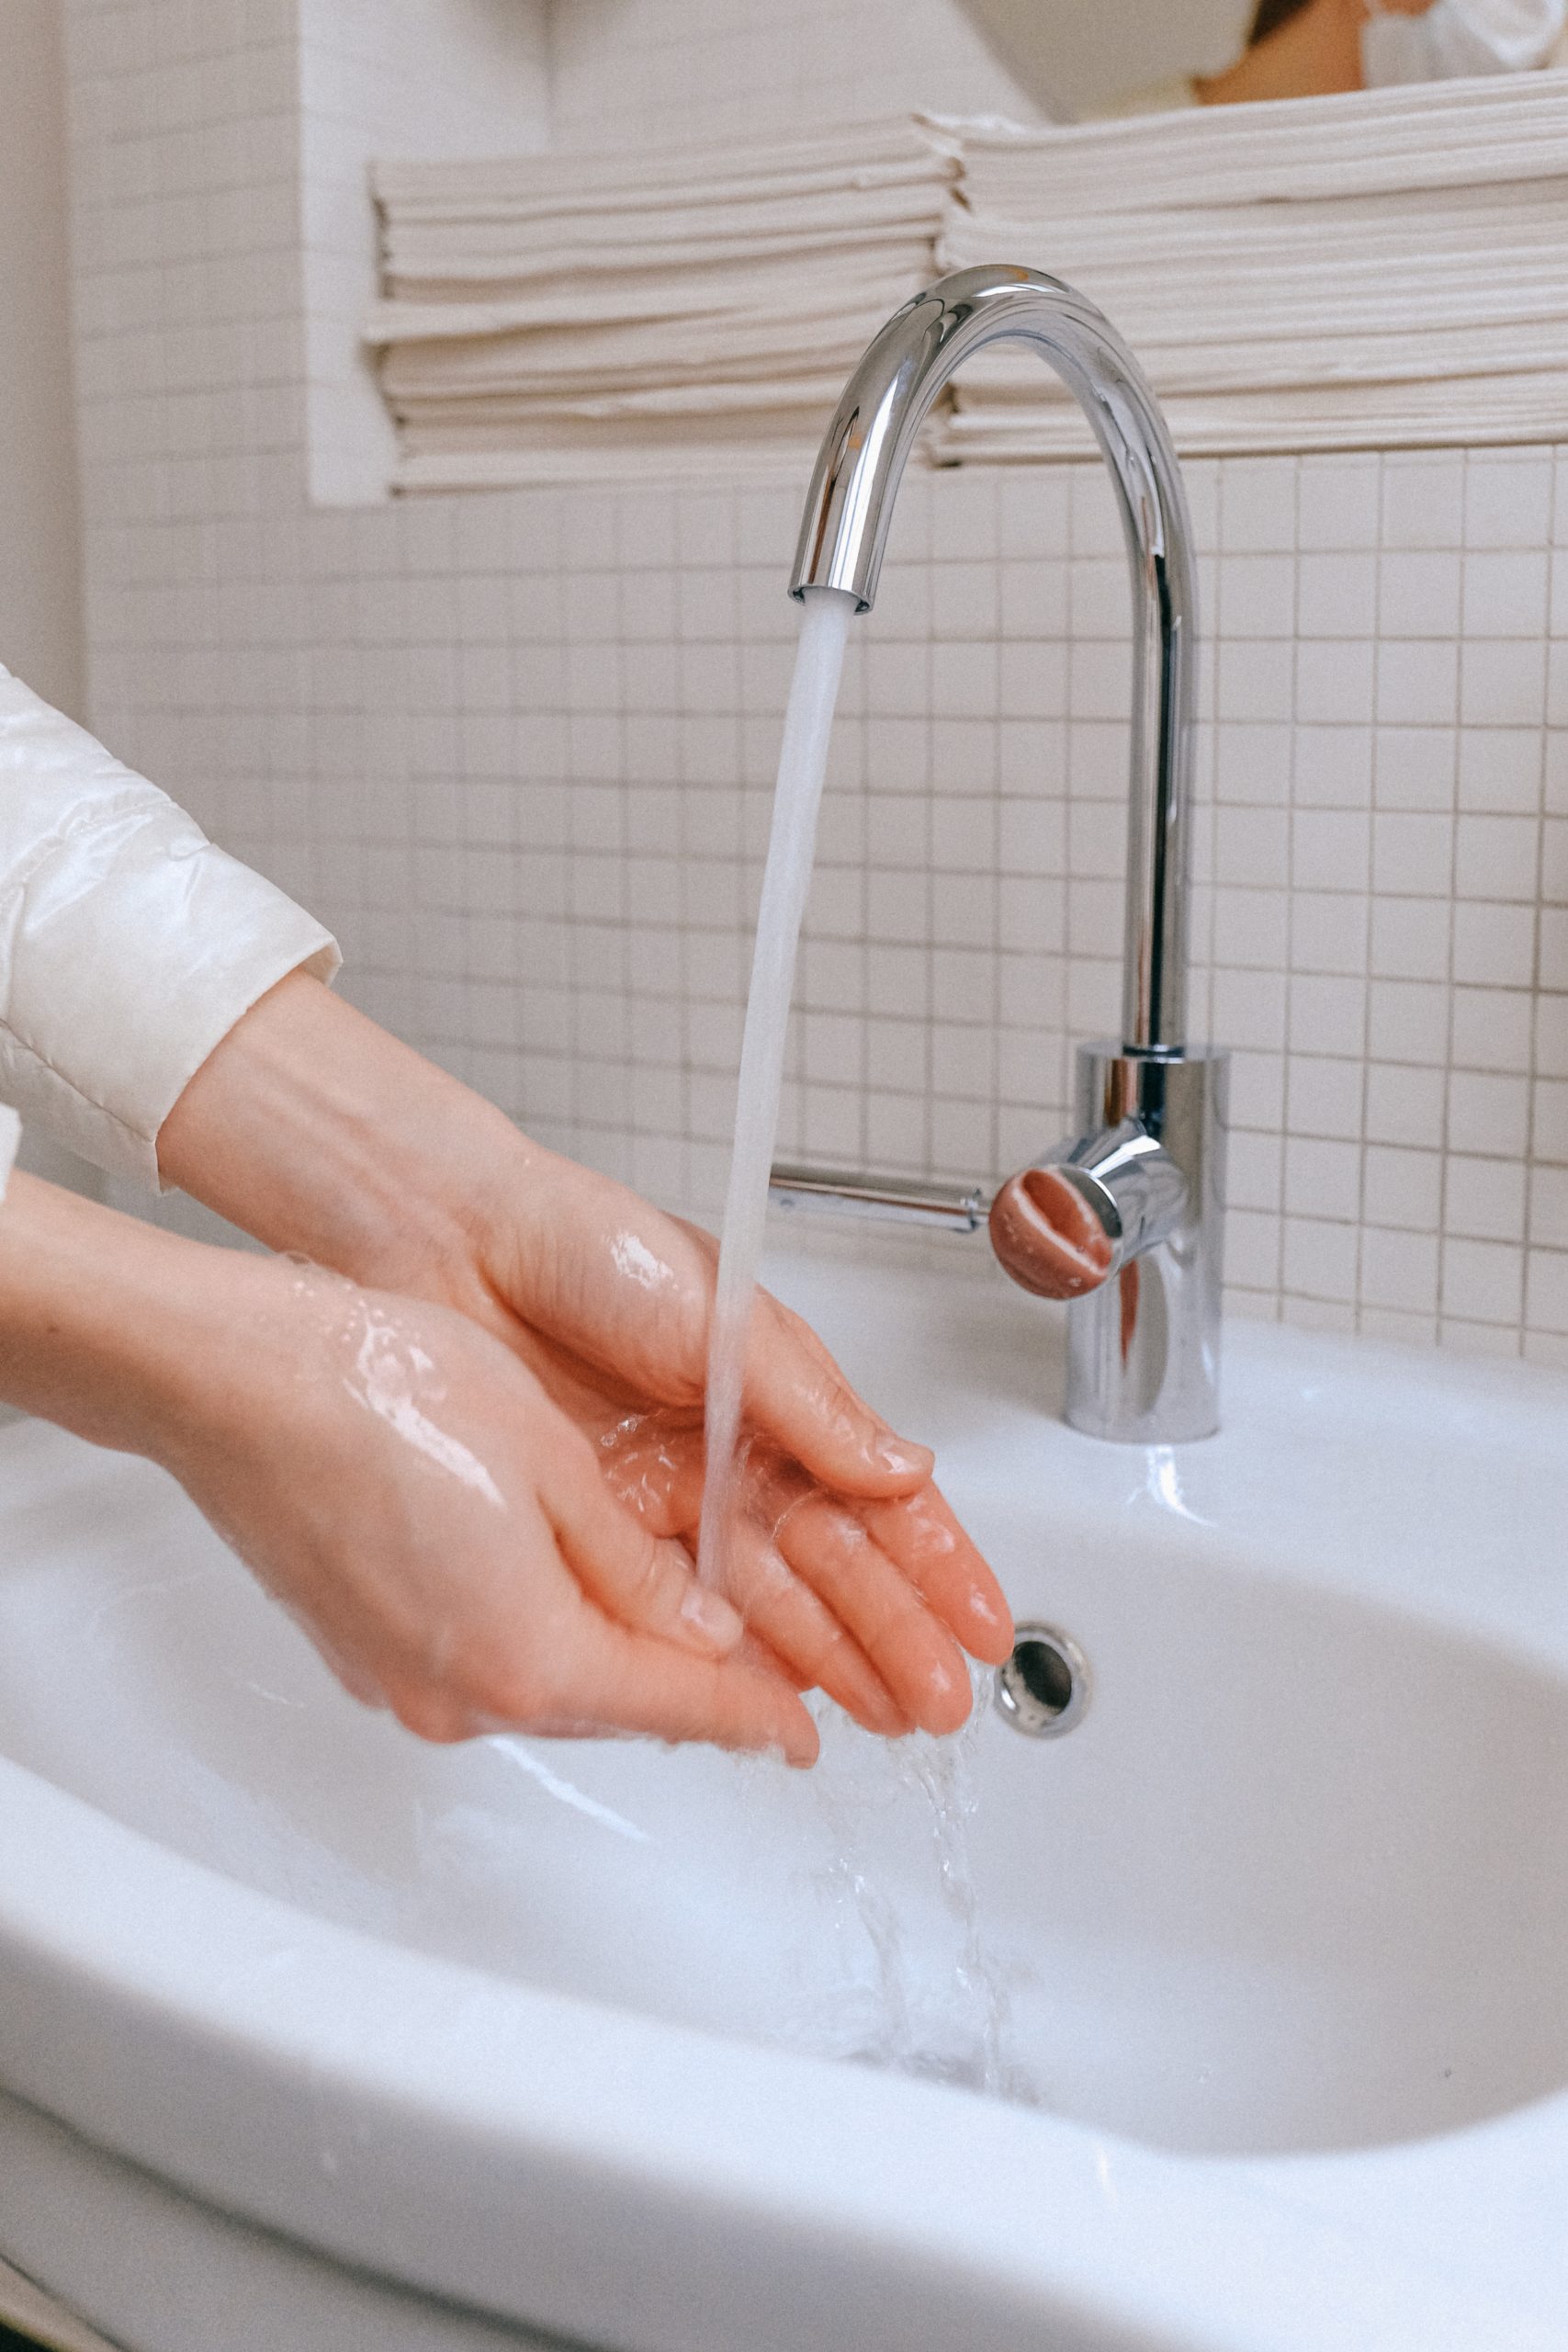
top-left (159, 973), bottom-right (1014, 1738)
top-left (445, 1168), bottom-right (1012, 1738)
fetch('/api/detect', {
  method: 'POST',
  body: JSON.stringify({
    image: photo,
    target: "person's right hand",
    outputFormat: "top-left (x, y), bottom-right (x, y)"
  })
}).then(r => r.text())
top-left (161, 1256), bottom-right (819, 1759)
top-left (0, 1173), bottom-right (820, 1763)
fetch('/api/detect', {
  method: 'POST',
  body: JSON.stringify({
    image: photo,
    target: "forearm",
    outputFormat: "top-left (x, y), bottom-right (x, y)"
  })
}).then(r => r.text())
top-left (155, 970), bottom-right (542, 1296)
top-left (0, 1172), bottom-right (248, 1460)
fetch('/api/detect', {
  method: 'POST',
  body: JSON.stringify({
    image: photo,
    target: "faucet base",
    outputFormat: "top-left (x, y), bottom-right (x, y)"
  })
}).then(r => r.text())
top-left (1063, 1044), bottom-right (1229, 1444)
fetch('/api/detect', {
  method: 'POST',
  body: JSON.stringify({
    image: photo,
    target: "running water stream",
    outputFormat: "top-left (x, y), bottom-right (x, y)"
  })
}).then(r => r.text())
top-left (696, 583), bottom-right (1010, 2091)
top-left (695, 583), bottom-right (856, 1588)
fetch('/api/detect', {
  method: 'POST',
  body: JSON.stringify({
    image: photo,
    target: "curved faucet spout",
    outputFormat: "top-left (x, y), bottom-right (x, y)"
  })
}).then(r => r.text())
top-left (779, 265), bottom-right (1228, 1441)
top-left (790, 263), bottom-right (1196, 1056)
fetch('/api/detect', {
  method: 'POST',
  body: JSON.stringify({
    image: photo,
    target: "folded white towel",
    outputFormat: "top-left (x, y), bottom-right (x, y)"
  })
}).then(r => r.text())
top-left (370, 115), bottom-right (957, 491)
top-left (932, 74), bottom-right (1568, 462)
top-left (936, 72), bottom-right (1568, 212)
top-left (372, 116), bottom-right (959, 216)
top-left (367, 249), bottom-right (936, 345)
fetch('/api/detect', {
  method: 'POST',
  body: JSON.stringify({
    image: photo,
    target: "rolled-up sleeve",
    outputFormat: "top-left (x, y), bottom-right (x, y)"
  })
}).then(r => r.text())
top-left (0, 664), bottom-right (340, 1188)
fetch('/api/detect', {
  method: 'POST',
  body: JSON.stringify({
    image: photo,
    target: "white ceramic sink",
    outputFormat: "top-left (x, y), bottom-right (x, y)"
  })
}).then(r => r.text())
top-left (1, 1227), bottom-right (1566, 2351)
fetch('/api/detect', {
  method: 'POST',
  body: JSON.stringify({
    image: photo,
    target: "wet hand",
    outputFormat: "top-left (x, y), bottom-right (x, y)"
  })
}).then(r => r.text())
top-left (159, 972), bottom-right (1014, 1737)
top-left (159, 1258), bottom-right (819, 1760)
top-left (592, 1409), bottom-right (1010, 1736)
top-left (460, 1167), bottom-right (1013, 1735)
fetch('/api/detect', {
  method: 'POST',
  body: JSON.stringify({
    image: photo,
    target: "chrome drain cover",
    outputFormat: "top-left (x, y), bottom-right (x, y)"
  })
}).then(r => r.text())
top-left (995, 1623), bottom-right (1092, 1737)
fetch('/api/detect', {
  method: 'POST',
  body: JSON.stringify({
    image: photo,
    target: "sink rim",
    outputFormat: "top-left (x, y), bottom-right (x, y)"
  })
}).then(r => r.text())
top-left (4, 1232), bottom-right (1568, 2350)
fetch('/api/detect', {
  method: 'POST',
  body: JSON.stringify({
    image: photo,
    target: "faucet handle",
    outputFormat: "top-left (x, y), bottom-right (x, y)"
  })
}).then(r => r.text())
top-left (988, 1119), bottom-right (1185, 1301)
top-left (989, 1163), bottom-right (1119, 1299)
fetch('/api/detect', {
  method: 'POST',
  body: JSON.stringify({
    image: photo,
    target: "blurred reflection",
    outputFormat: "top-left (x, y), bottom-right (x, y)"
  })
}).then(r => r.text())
top-left (1111, 0), bottom-right (1568, 114)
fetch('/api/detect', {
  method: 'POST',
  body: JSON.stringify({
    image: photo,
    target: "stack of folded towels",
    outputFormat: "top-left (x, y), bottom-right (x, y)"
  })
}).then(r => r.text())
top-left (367, 74), bottom-right (1568, 489)
top-left (367, 119), bottom-right (960, 492)
top-left (931, 73), bottom-right (1568, 460)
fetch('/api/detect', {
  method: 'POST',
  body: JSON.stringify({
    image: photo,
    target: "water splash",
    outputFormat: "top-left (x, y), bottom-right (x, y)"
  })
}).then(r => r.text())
top-left (344, 1299), bottom-right (504, 1509)
top-left (793, 1669), bottom-right (1016, 2098)
top-left (904, 1670), bottom-right (1012, 2097)
top-left (610, 1231), bottom-right (676, 1292)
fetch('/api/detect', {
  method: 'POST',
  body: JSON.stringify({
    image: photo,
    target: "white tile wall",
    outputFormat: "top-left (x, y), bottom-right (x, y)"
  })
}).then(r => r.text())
top-left (58, 0), bottom-right (1568, 1363)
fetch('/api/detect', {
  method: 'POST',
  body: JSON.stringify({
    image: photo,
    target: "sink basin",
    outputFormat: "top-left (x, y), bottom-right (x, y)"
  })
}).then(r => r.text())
top-left (1, 1227), bottom-right (1565, 2350)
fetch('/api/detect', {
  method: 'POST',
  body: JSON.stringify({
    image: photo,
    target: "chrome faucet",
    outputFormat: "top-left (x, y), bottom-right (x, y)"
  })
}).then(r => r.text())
top-left (770, 264), bottom-right (1229, 1442)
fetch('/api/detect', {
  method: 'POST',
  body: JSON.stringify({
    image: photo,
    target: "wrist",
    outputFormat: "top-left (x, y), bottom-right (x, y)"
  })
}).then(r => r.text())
top-left (0, 1173), bottom-right (274, 1464)
top-left (156, 971), bottom-right (541, 1302)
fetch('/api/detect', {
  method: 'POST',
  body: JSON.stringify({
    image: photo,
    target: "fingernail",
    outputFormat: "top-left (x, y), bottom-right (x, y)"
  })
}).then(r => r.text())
top-left (679, 1582), bottom-right (744, 1652)
top-left (874, 1432), bottom-right (934, 1478)
top-left (784, 1715), bottom-right (821, 1769)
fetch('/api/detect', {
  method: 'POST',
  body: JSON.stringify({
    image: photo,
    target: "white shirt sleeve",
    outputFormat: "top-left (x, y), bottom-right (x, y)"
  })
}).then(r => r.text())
top-left (0, 664), bottom-right (341, 1190)
top-left (1363, 0), bottom-right (1567, 81)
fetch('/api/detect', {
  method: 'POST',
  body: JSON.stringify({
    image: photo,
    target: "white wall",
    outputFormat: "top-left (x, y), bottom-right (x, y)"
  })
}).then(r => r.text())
top-left (0, 0), bottom-right (85, 719)
top-left (549, 0), bottom-right (1038, 144)
top-left (951, 0), bottom-right (1254, 115)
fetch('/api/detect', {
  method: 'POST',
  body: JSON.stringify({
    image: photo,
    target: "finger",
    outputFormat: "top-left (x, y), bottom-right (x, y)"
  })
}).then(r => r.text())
top-left (716, 1515), bottom-right (915, 1737)
top-left (536, 1612), bottom-right (820, 1765)
top-left (595, 1415), bottom-right (700, 1535)
top-left (740, 1287), bottom-right (935, 1501)
top-left (738, 1626), bottom-right (813, 1692)
top-left (379, 1588), bottom-right (817, 1760)
top-left (542, 1422), bottom-right (745, 1658)
top-left (773, 1493), bottom-right (974, 1736)
top-left (623, 1433), bottom-right (917, 1734)
top-left (601, 1426), bottom-right (914, 1736)
top-left (859, 1483), bottom-right (1014, 1666)
top-left (580, 1227), bottom-right (934, 1505)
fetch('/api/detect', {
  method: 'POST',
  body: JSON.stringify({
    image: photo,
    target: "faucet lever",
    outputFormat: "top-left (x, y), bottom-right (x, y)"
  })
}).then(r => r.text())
top-left (989, 1119), bottom-right (1186, 1302)
top-left (770, 1161), bottom-right (988, 1234)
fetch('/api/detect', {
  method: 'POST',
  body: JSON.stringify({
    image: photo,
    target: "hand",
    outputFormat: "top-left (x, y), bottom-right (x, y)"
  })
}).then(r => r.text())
top-left (592, 1403), bottom-right (1012, 1738)
top-left (423, 1156), bottom-right (1011, 1736)
top-left (173, 1263), bottom-right (821, 1758)
top-left (0, 1177), bottom-right (818, 1761)
top-left (159, 974), bottom-right (1014, 1737)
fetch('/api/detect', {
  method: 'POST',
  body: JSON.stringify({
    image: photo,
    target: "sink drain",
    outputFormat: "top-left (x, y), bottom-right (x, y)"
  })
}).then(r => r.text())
top-left (995, 1623), bottom-right (1091, 1737)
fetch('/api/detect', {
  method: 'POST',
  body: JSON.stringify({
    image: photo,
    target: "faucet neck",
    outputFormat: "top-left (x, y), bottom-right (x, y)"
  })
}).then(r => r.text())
top-left (790, 265), bottom-right (1197, 1054)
